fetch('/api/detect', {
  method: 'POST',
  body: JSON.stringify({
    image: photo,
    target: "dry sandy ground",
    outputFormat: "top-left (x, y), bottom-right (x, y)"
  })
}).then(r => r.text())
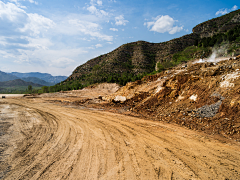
top-left (0, 98), bottom-right (240, 180)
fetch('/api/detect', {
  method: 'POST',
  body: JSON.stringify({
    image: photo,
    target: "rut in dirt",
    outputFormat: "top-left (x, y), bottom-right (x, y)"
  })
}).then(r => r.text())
top-left (0, 99), bottom-right (240, 180)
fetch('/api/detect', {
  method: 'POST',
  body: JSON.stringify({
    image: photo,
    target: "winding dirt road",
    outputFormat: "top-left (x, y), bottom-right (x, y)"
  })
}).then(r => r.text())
top-left (1, 98), bottom-right (240, 179)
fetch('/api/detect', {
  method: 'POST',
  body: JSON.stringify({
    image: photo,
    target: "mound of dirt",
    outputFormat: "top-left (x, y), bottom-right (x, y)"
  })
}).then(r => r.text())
top-left (99, 56), bottom-right (240, 141)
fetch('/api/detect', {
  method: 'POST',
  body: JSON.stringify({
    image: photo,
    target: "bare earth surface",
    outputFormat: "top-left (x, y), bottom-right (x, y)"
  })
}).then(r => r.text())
top-left (0, 98), bottom-right (240, 180)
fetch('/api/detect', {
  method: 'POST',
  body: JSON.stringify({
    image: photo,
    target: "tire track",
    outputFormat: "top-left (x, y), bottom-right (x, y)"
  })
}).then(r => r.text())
top-left (1, 99), bottom-right (240, 179)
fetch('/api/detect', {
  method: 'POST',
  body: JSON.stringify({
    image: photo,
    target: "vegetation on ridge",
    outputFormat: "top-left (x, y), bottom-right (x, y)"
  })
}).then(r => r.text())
top-left (32, 10), bottom-right (240, 94)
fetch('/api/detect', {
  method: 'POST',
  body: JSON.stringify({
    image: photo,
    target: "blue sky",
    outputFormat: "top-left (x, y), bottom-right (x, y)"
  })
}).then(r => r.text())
top-left (0, 0), bottom-right (239, 76)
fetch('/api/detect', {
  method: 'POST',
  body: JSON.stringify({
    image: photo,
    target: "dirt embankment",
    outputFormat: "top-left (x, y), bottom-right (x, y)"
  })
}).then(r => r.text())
top-left (43, 57), bottom-right (240, 142)
top-left (0, 98), bottom-right (240, 179)
top-left (98, 56), bottom-right (240, 142)
top-left (34, 56), bottom-right (240, 142)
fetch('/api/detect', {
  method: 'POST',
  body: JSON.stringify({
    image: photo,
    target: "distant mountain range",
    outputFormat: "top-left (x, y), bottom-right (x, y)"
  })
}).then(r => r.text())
top-left (8, 72), bottom-right (67, 84)
top-left (0, 71), bottom-right (67, 86)
top-left (20, 77), bottom-right (55, 86)
top-left (0, 71), bottom-right (18, 82)
top-left (0, 79), bottom-right (43, 87)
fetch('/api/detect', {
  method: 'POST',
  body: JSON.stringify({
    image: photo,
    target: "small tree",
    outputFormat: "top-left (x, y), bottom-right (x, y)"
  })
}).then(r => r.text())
top-left (28, 85), bottom-right (32, 93)
top-left (42, 86), bottom-right (49, 93)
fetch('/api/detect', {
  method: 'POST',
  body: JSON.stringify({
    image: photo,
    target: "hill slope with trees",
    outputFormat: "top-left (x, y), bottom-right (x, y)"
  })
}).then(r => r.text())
top-left (47, 9), bottom-right (240, 92)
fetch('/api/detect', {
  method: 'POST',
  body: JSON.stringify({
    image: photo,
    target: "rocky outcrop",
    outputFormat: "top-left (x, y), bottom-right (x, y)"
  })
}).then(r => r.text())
top-left (193, 9), bottom-right (240, 38)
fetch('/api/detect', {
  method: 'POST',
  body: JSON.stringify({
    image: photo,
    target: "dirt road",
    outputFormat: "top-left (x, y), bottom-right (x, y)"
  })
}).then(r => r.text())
top-left (1, 98), bottom-right (240, 179)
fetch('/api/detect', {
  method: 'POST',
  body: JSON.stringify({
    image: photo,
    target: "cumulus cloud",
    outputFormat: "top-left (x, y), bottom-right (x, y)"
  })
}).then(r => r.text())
top-left (0, 1), bottom-right (54, 37)
top-left (20, 13), bottom-right (54, 36)
top-left (115, 15), bottom-right (128, 26)
top-left (97, 0), bottom-right (102, 6)
top-left (232, 5), bottom-right (238, 10)
top-left (87, 0), bottom-right (108, 17)
top-left (95, 43), bottom-right (102, 48)
top-left (28, 0), bottom-right (38, 5)
top-left (110, 28), bottom-right (118, 31)
top-left (68, 19), bottom-right (113, 41)
top-left (87, 5), bottom-right (108, 17)
top-left (0, 0), bottom-right (114, 75)
top-left (0, 0), bottom-right (54, 59)
top-left (9, 0), bottom-right (26, 8)
top-left (216, 9), bottom-right (228, 16)
top-left (216, 5), bottom-right (238, 16)
top-left (9, 0), bottom-right (38, 7)
top-left (144, 15), bottom-right (183, 34)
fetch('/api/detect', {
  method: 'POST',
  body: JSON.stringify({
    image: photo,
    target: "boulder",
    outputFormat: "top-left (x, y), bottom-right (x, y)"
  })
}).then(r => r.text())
top-left (113, 96), bottom-right (127, 103)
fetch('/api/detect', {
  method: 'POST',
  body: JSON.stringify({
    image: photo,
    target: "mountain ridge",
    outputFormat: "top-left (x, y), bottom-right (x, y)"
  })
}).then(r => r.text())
top-left (0, 71), bottom-right (19, 82)
top-left (65, 9), bottom-right (240, 86)
top-left (9, 72), bottom-right (67, 84)
top-left (21, 77), bottom-right (55, 86)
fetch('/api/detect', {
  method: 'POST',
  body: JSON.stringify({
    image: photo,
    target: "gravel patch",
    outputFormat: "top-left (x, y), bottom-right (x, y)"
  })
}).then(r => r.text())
top-left (195, 92), bottom-right (225, 118)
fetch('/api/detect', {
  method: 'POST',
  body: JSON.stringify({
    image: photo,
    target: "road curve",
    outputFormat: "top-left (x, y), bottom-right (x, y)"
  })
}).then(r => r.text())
top-left (1, 99), bottom-right (240, 180)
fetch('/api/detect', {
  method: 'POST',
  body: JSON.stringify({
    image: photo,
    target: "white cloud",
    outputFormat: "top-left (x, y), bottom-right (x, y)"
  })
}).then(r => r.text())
top-left (68, 19), bottom-right (113, 41)
top-left (110, 28), bottom-right (118, 31)
top-left (28, 0), bottom-right (38, 5)
top-left (216, 5), bottom-right (238, 16)
top-left (144, 15), bottom-right (183, 34)
top-left (97, 0), bottom-right (102, 6)
top-left (90, 0), bottom-right (103, 6)
top-left (87, 0), bottom-right (108, 17)
top-left (0, 1), bottom-right (54, 37)
top-left (9, 0), bottom-right (38, 7)
top-left (0, 1), bottom-right (27, 22)
top-left (0, 0), bottom-right (116, 76)
top-left (20, 13), bottom-right (55, 36)
top-left (0, 0), bottom-right (54, 59)
top-left (232, 5), bottom-right (238, 11)
top-left (87, 5), bottom-right (108, 17)
top-left (9, 0), bottom-right (26, 8)
top-left (95, 43), bottom-right (102, 48)
top-left (169, 26), bottom-right (183, 34)
top-left (216, 8), bottom-right (228, 16)
top-left (115, 15), bottom-right (128, 26)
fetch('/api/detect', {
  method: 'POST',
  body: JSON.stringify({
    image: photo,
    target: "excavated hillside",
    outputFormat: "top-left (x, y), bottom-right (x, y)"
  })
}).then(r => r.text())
top-left (100, 55), bottom-right (240, 141)
top-left (47, 55), bottom-right (240, 142)
top-left (65, 9), bottom-right (240, 86)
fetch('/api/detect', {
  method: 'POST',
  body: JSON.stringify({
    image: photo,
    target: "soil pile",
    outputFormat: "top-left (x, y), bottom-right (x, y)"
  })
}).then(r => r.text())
top-left (100, 56), bottom-right (240, 141)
